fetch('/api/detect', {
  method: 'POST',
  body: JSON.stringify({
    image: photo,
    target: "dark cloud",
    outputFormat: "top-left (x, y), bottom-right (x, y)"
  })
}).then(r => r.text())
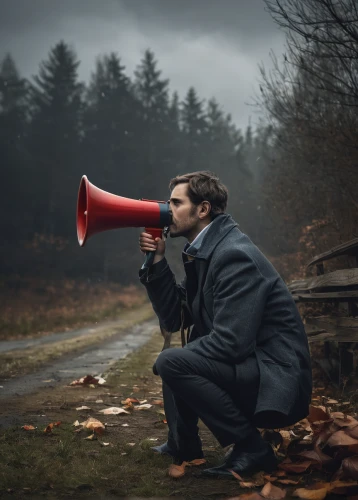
top-left (0, 0), bottom-right (285, 129)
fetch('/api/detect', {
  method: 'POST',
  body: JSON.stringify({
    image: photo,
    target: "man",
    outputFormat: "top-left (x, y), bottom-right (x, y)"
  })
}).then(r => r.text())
top-left (139, 171), bottom-right (312, 479)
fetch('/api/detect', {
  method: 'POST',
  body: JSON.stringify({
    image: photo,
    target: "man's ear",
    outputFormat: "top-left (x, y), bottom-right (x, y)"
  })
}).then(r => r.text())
top-left (199, 201), bottom-right (211, 219)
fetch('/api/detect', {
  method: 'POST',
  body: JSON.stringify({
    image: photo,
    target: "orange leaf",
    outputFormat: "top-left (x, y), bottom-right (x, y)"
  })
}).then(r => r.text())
top-left (308, 406), bottom-right (330, 424)
top-left (21, 425), bottom-right (36, 431)
top-left (121, 398), bottom-right (139, 405)
top-left (261, 482), bottom-right (286, 499)
top-left (293, 486), bottom-right (328, 499)
top-left (230, 470), bottom-right (243, 481)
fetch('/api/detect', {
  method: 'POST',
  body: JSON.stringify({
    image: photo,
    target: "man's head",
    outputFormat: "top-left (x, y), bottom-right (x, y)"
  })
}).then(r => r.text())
top-left (168, 171), bottom-right (228, 242)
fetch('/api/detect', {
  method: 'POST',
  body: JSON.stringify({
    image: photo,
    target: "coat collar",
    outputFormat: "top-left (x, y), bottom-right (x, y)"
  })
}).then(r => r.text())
top-left (194, 214), bottom-right (238, 260)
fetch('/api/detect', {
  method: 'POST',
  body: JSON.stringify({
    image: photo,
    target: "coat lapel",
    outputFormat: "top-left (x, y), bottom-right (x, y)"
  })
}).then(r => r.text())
top-left (191, 258), bottom-right (209, 335)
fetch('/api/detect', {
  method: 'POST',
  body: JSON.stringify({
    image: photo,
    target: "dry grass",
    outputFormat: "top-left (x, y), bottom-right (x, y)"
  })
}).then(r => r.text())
top-left (0, 277), bottom-right (147, 339)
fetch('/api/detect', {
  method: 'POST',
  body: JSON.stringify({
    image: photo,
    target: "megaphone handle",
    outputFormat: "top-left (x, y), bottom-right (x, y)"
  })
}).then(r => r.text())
top-left (143, 227), bottom-right (163, 269)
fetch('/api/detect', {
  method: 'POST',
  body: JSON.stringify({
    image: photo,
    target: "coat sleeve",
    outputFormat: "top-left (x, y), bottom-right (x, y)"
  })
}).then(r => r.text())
top-left (139, 257), bottom-right (190, 333)
top-left (184, 248), bottom-right (272, 363)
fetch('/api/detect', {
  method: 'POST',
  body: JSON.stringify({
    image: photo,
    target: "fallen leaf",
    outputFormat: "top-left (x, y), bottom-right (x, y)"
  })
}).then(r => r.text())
top-left (21, 425), bottom-right (36, 431)
top-left (127, 442), bottom-right (136, 446)
top-left (44, 422), bottom-right (61, 433)
top-left (76, 406), bottom-right (92, 411)
top-left (134, 403), bottom-right (152, 410)
top-left (308, 406), bottom-right (330, 424)
top-left (327, 399), bottom-right (338, 404)
top-left (276, 479), bottom-right (301, 485)
top-left (80, 417), bottom-right (105, 433)
top-left (73, 420), bottom-right (80, 426)
top-left (293, 487), bottom-right (328, 499)
top-left (230, 470), bottom-right (244, 481)
top-left (95, 377), bottom-right (106, 385)
top-left (139, 399), bottom-right (148, 404)
top-left (332, 414), bottom-right (358, 428)
top-left (152, 400), bottom-right (164, 406)
top-left (84, 433), bottom-right (96, 440)
top-left (70, 375), bottom-right (99, 386)
top-left (327, 430), bottom-right (358, 447)
top-left (261, 482), bottom-right (286, 499)
top-left (295, 449), bottom-right (332, 466)
top-left (121, 398), bottom-right (139, 405)
top-left (95, 400), bottom-right (103, 404)
top-left (342, 456), bottom-right (358, 480)
top-left (240, 481), bottom-right (257, 488)
top-left (122, 423), bottom-right (129, 427)
top-left (278, 460), bottom-right (313, 473)
top-left (100, 442), bottom-right (110, 447)
top-left (98, 407), bottom-right (129, 415)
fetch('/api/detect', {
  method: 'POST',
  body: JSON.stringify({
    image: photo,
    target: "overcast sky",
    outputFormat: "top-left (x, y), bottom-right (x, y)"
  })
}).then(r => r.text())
top-left (0, 0), bottom-right (285, 130)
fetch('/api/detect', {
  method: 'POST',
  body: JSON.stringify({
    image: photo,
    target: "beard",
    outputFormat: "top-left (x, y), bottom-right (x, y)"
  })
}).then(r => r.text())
top-left (169, 206), bottom-right (198, 239)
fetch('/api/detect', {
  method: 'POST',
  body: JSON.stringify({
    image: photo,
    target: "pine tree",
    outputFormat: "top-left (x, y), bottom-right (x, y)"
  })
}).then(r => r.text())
top-left (0, 54), bottom-right (30, 247)
top-left (84, 53), bottom-right (139, 193)
top-left (28, 41), bottom-right (84, 237)
top-left (181, 87), bottom-right (207, 170)
top-left (134, 49), bottom-right (170, 197)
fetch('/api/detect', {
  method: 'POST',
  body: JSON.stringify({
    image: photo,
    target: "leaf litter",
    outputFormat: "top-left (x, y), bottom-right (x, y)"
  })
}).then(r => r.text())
top-left (229, 390), bottom-right (358, 499)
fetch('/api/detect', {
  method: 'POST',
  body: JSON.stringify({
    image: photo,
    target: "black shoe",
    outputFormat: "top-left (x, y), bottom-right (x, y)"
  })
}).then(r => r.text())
top-left (151, 441), bottom-right (176, 457)
top-left (202, 443), bottom-right (277, 478)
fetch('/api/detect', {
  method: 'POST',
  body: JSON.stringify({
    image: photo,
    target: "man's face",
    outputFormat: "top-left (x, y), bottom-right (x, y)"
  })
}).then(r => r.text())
top-left (168, 183), bottom-right (201, 240)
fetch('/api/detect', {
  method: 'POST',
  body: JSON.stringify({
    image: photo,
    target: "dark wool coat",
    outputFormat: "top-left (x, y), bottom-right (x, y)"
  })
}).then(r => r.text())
top-left (139, 214), bottom-right (312, 428)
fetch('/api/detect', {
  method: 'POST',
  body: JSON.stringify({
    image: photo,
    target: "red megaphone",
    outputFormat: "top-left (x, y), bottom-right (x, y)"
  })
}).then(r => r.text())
top-left (76, 175), bottom-right (172, 247)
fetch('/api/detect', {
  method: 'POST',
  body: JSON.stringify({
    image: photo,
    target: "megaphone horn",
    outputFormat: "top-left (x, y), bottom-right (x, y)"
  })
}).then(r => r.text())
top-left (76, 176), bottom-right (172, 250)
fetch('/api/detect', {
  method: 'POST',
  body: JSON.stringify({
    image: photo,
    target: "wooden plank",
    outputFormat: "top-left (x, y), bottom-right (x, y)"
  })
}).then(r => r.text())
top-left (289, 269), bottom-right (358, 293)
top-left (307, 237), bottom-right (358, 268)
top-left (306, 316), bottom-right (358, 330)
top-left (294, 290), bottom-right (358, 301)
top-left (305, 316), bottom-right (358, 341)
top-left (304, 269), bottom-right (358, 290)
top-left (287, 279), bottom-right (309, 291)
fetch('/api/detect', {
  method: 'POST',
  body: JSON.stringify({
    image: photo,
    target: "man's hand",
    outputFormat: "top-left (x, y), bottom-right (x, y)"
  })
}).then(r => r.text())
top-left (139, 231), bottom-right (166, 264)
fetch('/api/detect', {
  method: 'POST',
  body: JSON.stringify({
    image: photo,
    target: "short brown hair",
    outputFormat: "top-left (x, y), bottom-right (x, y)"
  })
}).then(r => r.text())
top-left (169, 171), bottom-right (228, 217)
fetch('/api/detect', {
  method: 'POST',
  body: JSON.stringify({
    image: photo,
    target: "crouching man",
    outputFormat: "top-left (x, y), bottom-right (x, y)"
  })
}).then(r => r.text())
top-left (138, 171), bottom-right (312, 478)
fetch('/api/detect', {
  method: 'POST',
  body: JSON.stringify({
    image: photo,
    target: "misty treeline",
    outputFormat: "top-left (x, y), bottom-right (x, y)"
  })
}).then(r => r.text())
top-left (1, 0), bottom-right (357, 287)
top-left (258, 0), bottom-right (358, 273)
top-left (0, 42), bottom-right (270, 284)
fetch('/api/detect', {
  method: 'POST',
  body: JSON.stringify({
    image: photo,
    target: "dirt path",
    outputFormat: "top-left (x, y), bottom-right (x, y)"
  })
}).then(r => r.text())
top-left (0, 317), bottom-right (158, 402)
top-left (0, 317), bottom-right (142, 353)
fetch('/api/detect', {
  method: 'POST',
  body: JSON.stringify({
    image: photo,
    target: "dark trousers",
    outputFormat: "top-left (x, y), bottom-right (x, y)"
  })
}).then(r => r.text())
top-left (156, 347), bottom-right (260, 461)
